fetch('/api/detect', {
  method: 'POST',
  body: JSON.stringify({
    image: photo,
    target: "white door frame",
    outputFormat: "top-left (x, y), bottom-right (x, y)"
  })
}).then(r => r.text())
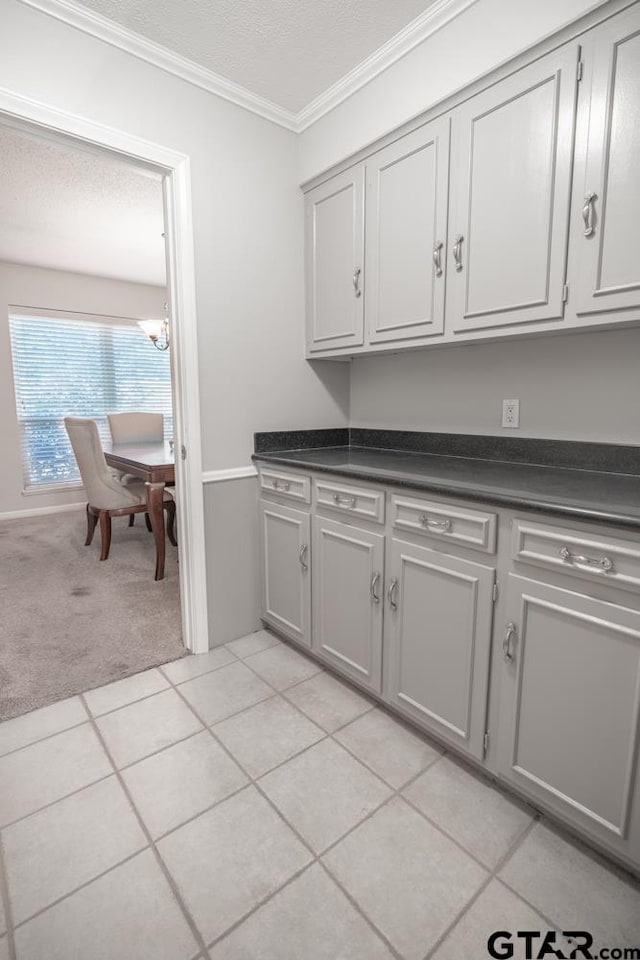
top-left (0, 87), bottom-right (209, 654)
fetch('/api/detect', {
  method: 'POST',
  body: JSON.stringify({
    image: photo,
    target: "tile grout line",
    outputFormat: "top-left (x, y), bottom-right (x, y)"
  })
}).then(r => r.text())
top-left (0, 834), bottom-right (17, 960)
top-left (166, 666), bottom-right (406, 957)
top-left (78, 693), bottom-right (210, 960)
top-left (0, 771), bottom-right (115, 832)
top-left (168, 658), bottom-right (493, 958)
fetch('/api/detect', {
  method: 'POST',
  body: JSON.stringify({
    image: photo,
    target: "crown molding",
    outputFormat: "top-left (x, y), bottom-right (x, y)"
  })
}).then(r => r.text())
top-left (17, 0), bottom-right (299, 131)
top-left (294, 0), bottom-right (481, 130)
top-left (17, 0), bottom-right (479, 133)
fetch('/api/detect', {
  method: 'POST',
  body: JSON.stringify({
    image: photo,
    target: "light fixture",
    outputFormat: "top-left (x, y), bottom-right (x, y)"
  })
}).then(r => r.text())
top-left (138, 302), bottom-right (170, 351)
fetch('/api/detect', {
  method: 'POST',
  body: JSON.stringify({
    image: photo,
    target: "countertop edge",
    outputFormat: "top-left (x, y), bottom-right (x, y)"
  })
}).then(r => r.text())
top-left (252, 451), bottom-right (640, 532)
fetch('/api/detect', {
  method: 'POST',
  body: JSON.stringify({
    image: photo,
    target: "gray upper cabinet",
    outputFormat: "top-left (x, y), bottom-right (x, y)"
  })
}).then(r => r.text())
top-left (305, 166), bottom-right (365, 353)
top-left (365, 118), bottom-right (450, 345)
top-left (384, 537), bottom-right (495, 759)
top-left (497, 574), bottom-right (640, 859)
top-left (446, 45), bottom-right (579, 334)
top-left (571, 5), bottom-right (640, 317)
top-left (259, 499), bottom-right (311, 648)
top-left (312, 515), bottom-right (384, 693)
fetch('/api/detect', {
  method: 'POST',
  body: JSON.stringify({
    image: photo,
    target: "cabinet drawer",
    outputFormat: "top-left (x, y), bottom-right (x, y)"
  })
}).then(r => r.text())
top-left (391, 495), bottom-right (497, 553)
top-left (314, 479), bottom-right (384, 524)
top-left (512, 520), bottom-right (640, 593)
top-left (259, 468), bottom-right (310, 504)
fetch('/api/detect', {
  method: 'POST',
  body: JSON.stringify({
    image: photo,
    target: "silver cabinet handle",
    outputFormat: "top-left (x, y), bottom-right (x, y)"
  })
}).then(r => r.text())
top-left (559, 545), bottom-right (613, 572)
top-left (370, 572), bottom-right (381, 603)
top-left (453, 234), bottom-right (464, 272)
top-left (503, 622), bottom-right (516, 663)
top-left (333, 493), bottom-right (357, 508)
top-left (299, 544), bottom-right (308, 572)
top-left (582, 192), bottom-right (597, 237)
top-left (432, 241), bottom-right (443, 278)
top-left (272, 479), bottom-right (290, 492)
top-left (419, 515), bottom-right (451, 532)
top-left (352, 268), bottom-right (362, 298)
top-left (387, 577), bottom-right (399, 610)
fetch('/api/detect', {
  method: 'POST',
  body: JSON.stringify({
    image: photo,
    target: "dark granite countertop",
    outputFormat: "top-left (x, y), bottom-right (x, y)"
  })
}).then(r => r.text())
top-left (252, 435), bottom-right (640, 531)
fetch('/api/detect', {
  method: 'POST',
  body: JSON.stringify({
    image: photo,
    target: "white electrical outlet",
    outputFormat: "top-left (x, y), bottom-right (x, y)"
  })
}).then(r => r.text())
top-left (502, 399), bottom-right (520, 428)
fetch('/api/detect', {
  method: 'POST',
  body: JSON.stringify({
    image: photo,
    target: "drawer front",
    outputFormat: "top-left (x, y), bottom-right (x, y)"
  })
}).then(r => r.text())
top-left (259, 468), bottom-right (310, 504)
top-left (512, 520), bottom-right (640, 593)
top-left (314, 479), bottom-right (385, 524)
top-left (391, 495), bottom-right (497, 553)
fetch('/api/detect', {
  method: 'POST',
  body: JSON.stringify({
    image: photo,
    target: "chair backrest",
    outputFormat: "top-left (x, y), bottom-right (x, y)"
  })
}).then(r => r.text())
top-left (107, 412), bottom-right (164, 444)
top-left (64, 417), bottom-right (140, 511)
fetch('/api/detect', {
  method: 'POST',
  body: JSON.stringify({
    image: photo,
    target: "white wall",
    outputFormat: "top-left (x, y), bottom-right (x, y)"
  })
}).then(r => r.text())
top-left (350, 328), bottom-right (640, 444)
top-left (0, 261), bottom-right (166, 515)
top-left (298, 0), bottom-right (608, 182)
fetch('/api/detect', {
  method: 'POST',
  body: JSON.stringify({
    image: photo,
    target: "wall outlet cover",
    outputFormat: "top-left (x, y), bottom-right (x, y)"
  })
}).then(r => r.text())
top-left (502, 398), bottom-right (520, 428)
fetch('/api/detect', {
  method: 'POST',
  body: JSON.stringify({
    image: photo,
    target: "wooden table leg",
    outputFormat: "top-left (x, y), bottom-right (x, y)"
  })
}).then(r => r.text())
top-left (145, 481), bottom-right (166, 581)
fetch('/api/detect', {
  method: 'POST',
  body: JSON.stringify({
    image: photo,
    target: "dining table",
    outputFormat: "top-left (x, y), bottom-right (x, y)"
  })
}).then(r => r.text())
top-left (104, 439), bottom-right (175, 581)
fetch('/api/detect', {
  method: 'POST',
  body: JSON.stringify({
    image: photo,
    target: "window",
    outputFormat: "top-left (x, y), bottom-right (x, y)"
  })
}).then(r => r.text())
top-left (9, 312), bottom-right (173, 489)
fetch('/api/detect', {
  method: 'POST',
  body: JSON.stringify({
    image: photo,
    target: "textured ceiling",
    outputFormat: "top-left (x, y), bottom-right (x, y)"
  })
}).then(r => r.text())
top-left (74, 0), bottom-right (437, 112)
top-left (0, 126), bottom-right (166, 286)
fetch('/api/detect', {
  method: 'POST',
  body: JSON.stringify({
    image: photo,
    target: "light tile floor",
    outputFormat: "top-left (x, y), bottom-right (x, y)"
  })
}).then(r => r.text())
top-left (0, 627), bottom-right (639, 960)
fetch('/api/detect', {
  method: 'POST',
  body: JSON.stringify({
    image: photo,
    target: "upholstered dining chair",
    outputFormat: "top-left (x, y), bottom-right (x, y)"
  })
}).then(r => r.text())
top-left (64, 417), bottom-right (176, 562)
top-left (107, 412), bottom-right (163, 444)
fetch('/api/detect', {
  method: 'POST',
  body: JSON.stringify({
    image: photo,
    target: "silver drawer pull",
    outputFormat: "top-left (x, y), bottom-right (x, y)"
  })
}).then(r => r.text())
top-left (559, 545), bottom-right (613, 572)
top-left (503, 622), bottom-right (516, 663)
top-left (453, 234), bottom-right (464, 272)
top-left (387, 577), bottom-right (399, 610)
top-left (370, 572), bottom-right (381, 603)
top-left (432, 241), bottom-right (443, 277)
top-left (419, 515), bottom-right (452, 532)
top-left (333, 494), bottom-right (357, 508)
top-left (582, 192), bottom-right (597, 237)
top-left (272, 479), bottom-right (290, 492)
top-left (299, 544), bottom-right (308, 572)
top-left (352, 267), bottom-right (362, 298)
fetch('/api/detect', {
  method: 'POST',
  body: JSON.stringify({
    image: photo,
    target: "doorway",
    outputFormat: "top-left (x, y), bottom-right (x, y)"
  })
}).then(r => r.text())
top-left (0, 92), bottom-right (209, 719)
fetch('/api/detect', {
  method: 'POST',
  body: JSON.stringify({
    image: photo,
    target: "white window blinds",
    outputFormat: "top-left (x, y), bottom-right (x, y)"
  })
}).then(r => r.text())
top-left (9, 312), bottom-right (173, 489)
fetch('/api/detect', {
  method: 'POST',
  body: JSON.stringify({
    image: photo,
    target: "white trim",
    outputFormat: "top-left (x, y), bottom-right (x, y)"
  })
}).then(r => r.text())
top-left (0, 89), bottom-right (210, 655)
top-left (16, 0), bottom-right (479, 132)
top-left (0, 502), bottom-right (84, 521)
top-left (18, 0), bottom-right (298, 131)
top-left (295, 0), bottom-right (481, 130)
top-left (202, 466), bottom-right (258, 484)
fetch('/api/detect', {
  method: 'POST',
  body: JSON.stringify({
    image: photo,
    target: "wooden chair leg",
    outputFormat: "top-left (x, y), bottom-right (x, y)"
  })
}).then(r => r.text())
top-left (128, 514), bottom-right (135, 527)
top-left (85, 504), bottom-right (98, 546)
top-left (144, 513), bottom-right (153, 533)
top-left (99, 512), bottom-right (112, 561)
top-left (165, 500), bottom-right (177, 547)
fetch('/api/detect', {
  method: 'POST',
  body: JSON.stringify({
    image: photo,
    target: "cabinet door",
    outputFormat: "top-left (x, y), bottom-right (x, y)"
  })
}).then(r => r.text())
top-left (305, 166), bottom-right (365, 353)
top-left (571, 6), bottom-right (640, 316)
top-left (312, 516), bottom-right (384, 693)
top-left (497, 575), bottom-right (640, 854)
top-left (260, 500), bottom-right (311, 647)
top-left (384, 538), bottom-right (495, 758)
top-left (447, 46), bottom-right (579, 333)
top-left (365, 119), bottom-right (449, 345)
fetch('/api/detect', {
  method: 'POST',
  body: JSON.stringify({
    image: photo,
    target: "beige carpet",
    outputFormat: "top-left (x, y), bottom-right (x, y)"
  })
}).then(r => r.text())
top-left (0, 508), bottom-right (186, 721)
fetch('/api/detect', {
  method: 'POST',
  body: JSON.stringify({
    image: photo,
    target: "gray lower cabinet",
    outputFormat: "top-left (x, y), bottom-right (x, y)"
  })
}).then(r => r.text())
top-left (384, 537), bottom-right (496, 760)
top-left (259, 499), bottom-right (311, 647)
top-left (312, 515), bottom-right (384, 693)
top-left (497, 574), bottom-right (640, 859)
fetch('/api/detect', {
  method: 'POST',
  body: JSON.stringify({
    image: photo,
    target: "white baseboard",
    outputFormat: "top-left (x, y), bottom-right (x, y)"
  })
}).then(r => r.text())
top-left (0, 501), bottom-right (85, 521)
